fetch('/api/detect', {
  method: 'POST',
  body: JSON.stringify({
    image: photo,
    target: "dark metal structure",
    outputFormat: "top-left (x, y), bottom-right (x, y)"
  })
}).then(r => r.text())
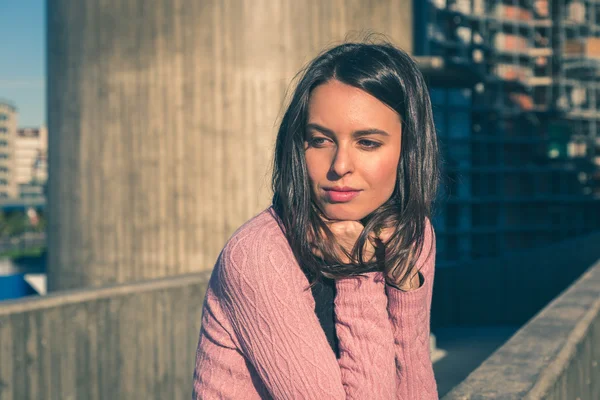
top-left (416, 0), bottom-right (600, 264)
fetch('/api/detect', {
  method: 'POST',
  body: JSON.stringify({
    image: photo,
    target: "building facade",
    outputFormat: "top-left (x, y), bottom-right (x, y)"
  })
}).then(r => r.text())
top-left (0, 100), bottom-right (18, 199)
top-left (416, 0), bottom-right (600, 264)
top-left (14, 127), bottom-right (48, 200)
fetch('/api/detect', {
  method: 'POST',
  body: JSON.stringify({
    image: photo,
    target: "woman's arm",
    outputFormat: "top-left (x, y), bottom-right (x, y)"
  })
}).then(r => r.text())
top-left (217, 229), bottom-right (396, 399)
top-left (385, 219), bottom-right (439, 399)
top-left (335, 272), bottom-right (397, 398)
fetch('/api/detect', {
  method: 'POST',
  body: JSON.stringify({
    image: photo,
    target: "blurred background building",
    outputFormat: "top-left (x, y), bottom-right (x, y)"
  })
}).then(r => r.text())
top-left (14, 127), bottom-right (48, 200)
top-left (0, 101), bottom-right (47, 300)
top-left (0, 102), bottom-right (47, 202)
top-left (416, 0), bottom-right (600, 265)
top-left (0, 100), bottom-right (18, 199)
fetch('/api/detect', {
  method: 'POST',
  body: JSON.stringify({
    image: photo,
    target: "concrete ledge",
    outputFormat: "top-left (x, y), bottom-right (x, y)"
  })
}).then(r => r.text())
top-left (2, 258), bottom-right (599, 399)
top-left (0, 272), bottom-right (211, 400)
top-left (443, 258), bottom-right (600, 399)
top-left (0, 270), bottom-right (211, 314)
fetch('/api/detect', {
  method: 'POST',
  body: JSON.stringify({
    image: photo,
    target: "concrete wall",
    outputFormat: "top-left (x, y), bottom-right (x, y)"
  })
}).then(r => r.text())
top-left (47, 0), bottom-right (413, 291)
top-left (1, 258), bottom-right (598, 399)
top-left (443, 258), bottom-right (600, 399)
top-left (0, 271), bottom-right (209, 400)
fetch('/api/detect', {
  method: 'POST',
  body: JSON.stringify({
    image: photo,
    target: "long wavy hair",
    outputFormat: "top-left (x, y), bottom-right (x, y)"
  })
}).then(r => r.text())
top-left (272, 40), bottom-right (439, 286)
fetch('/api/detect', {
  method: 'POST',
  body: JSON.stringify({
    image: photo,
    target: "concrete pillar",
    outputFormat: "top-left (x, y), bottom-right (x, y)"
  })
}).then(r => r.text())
top-left (47, 0), bottom-right (413, 291)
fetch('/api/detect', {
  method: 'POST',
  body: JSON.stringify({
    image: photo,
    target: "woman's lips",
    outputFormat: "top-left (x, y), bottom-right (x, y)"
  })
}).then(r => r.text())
top-left (323, 188), bottom-right (361, 203)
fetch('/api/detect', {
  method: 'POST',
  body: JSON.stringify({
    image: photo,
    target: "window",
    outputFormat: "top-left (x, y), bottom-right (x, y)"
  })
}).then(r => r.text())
top-left (0, 114), bottom-right (7, 121)
top-left (0, 127), bottom-right (7, 133)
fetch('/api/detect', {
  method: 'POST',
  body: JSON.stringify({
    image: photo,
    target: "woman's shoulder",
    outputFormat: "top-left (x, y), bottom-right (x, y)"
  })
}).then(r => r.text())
top-left (217, 207), bottom-right (294, 271)
top-left (225, 206), bottom-right (285, 248)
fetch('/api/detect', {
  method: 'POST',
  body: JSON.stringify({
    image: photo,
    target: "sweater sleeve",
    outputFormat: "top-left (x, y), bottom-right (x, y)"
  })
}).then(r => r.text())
top-left (335, 272), bottom-right (397, 398)
top-left (385, 219), bottom-right (439, 399)
top-left (217, 229), bottom-right (396, 399)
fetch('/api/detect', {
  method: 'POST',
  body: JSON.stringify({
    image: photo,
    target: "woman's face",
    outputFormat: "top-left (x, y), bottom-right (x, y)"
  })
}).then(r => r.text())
top-left (304, 80), bottom-right (402, 221)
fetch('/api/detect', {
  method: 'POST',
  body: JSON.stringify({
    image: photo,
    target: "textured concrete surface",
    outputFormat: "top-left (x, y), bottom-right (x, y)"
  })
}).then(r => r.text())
top-left (47, 0), bottom-right (414, 291)
top-left (0, 271), bottom-right (210, 400)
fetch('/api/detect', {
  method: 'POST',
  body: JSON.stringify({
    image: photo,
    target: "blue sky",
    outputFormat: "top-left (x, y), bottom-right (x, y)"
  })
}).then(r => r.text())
top-left (0, 0), bottom-right (45, 127)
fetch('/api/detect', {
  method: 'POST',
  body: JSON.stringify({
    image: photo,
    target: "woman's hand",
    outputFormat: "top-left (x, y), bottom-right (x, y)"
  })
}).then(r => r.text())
top-left (311, 220), bottom-right (378, 264)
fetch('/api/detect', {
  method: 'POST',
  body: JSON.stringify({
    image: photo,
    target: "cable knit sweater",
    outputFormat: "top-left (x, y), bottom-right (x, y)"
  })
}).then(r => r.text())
top-left (192, 208), bottom-right (438, 399)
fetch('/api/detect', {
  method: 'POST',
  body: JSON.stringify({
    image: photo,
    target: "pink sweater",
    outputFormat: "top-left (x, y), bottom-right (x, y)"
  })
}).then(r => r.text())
top-left (193, 208), bottom-right (438, 399)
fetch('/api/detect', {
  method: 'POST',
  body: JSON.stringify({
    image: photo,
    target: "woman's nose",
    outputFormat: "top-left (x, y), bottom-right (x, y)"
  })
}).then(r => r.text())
top-left (329, 146), bottom-right (354, 178)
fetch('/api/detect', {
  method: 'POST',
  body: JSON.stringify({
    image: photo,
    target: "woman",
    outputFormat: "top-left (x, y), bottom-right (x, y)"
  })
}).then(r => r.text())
top-left (193, 40), bottom-right (439, 399)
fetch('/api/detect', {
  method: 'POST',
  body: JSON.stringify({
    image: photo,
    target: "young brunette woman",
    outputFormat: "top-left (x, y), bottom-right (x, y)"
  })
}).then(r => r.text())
top-left (193, 40), bottom-right (440, 399)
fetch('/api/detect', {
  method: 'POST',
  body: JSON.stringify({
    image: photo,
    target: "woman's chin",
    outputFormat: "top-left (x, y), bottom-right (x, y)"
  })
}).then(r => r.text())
top-left (321, 204), bottom-right (373, 222)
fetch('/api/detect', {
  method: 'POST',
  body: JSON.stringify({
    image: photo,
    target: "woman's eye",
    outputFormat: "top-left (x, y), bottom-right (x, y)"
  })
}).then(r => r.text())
top-left (308, 137), bottom-right (329, 147)
top-left (358, 139), bottom-right (381, 149)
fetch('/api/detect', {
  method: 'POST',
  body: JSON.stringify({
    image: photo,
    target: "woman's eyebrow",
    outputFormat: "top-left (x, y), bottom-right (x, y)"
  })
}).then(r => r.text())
top-left (306, 123), bottom-right (335, 137)
top-left (353, 128), bottom-right (390, 137)
top-left (306, 123), bottom-right (390, 138)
